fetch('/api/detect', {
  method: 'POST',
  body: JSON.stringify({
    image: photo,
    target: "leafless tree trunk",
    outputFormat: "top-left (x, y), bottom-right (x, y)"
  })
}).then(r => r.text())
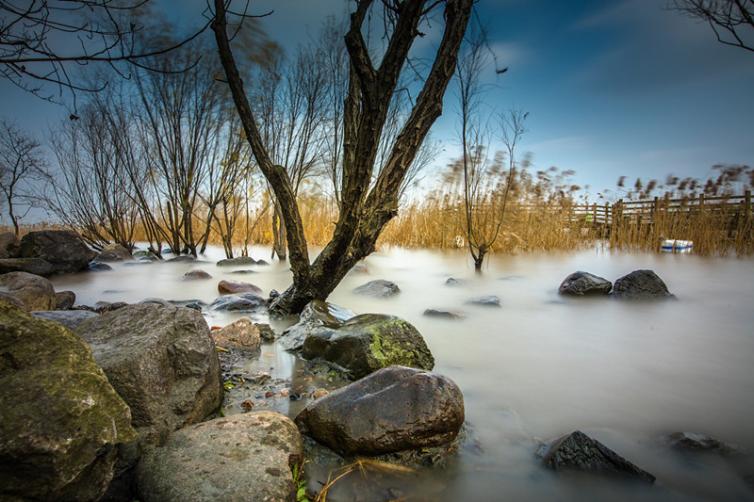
top-left (213, 0), bottom-right (473, 314)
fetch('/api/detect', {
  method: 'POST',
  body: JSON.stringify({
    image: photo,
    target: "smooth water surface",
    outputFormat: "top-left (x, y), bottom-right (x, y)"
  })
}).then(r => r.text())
top-left (50, 246), bottom-right (754, 501)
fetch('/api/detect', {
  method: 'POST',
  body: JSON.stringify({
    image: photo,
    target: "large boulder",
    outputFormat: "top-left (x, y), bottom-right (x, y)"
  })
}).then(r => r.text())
top-left (611, 270), bottom-right (673, 299)
top-left (32, 310), bottom-right (100, 330)
top-left (136, 412), bottom-right (303, 502)
top-left (559, 271), bottom-right (612, 296)
top-left (212, 317), bottom-right (261, 352)
top-left (0, 301), bottom-right (136, 501)
top-left (0, 232), bottom-right (18, 258)
top-left (75, 303), bottom-right (222, 444)
top-left (0, 257), bottom-right (56, 276)
top-left (216, 256), bottom-right (258, 266)
top-left (18, 230), bottom-right (96, 274)
top-left (537, 430), bottom-right (655, 483)
top-left (0, 271), bottom-right (57, 311)
top-left (278, 300), bottom-right (354, 351)
top-left (353, 279), bottom-right (401, 297)
top-left (301, 314), bottom-right (435, 379)
top-left (296, 366), bottom-right (464, 456)
top-left (217, 279), bottom-right (262, 295)
top-left (96, 243), bottom-right (132, 262)
top-left (209, 292), bottom-right (267, 313)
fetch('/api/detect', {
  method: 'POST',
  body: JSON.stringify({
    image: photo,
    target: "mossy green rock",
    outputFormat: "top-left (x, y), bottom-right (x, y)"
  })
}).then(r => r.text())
top-left (0, 300), bottom-right (136, 501)
top-left (301, 314), bottom-right (434, 379)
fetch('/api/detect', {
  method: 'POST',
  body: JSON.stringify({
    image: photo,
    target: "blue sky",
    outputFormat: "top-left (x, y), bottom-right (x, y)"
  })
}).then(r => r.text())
top-left (2, 0), bottom-right (752, 201)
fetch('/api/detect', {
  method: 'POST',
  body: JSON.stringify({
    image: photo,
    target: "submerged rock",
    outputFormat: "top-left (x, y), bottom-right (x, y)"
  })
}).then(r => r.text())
top-left (136, 412), bottom-right (302, 502)
top-left (537, 430), bottom-right (655, 483)
top-left (559, 271), bottom-right (612, 296)
top-left (166, 255), bottom-right (195, 263)
top-left (212, 318), bottom-right (261, 352)
top-left (423, 308), bottom-right (465, 320)
top-left (74, 303), bottom-right (222, 444)
top-left (301, 314), bottom-right (435, 379)
top-left (296, 366), bottom-right (464, 456)
top-left (55, 290), bottom-right (76, 309)
top-left (278, 299), bottom-right (354, 351)
top-left (0, 271), bottom-right (56, 311)
top-left (32, 310), bottom-right (99, 330)
top-left (353, 279), bottom-right (401, 297)
top-left (666, 432), bottom-right (739, 455)
top-left (18, 230), bottom-right (96, 274)
top-left (611, 270), bottom-right (673, 299)
top-left (96, 243), bottom-right (132, 262)
top-left (445, 277), bottom-right (465, 286)
top-left (89, 261), bottom-right (113, 271)
top-left (466, 295), bottom-right (501, 307)
top-left (0, 301), bottom-right (135, 501)
top-left (168, 299), bottom-right (207, 311)
top-left (183, 269), bottom-right (212, 280)
top-left (217, 279), bottom-right (262, 295)
top-left (216, 256), bottom-right (257, 266)
top-left (209, 292), bottom-right (267, 312)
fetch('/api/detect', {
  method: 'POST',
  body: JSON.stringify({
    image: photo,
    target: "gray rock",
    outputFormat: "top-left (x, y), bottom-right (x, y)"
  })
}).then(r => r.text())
top-left (217, 279), bottom-right (262, 295)
top-left (168, 299), bottom-right (207, 311)
top-left (229, 269), bottom-right (256, 275)
top-left (0, 257), bottom-right (55, 275)
top-left (136, 412), bottom-right (302, 502)
top-left (295, 366), bottom-right (464, 456)
top-left (301, 314), bottom-right (435, 379)
top-left (89, 261), bottom-right (113, 271)
top-left (423, 308), bottom-right (465, 320)
top-left (666, 432), bottom-right (739, 455)
top-left (612, 270), bottom-right (673, 299)
top-left (0, 271), bottom-right (56, 311)
top-left (256, 323), bottom-right (276, 342)
top-left (216, 256), bottom-right (257, 266)
top-left (255, 259), bottom-right (270, 266)
top-left (445, 277), bottom-right (465, 286)
top-left (559, 271), bottom-right (612, 296)
top-left (212, 318), bottom-right (261, 352)
top-left (209, 292), bottom-right (267, 312)
top-left (74, 304), bottom-right (222, 445)
top-left (55, 290), bottom-right (76, 309)
top-left (466, 295), bottom-right (501, 307)
top-left (278, 300), bottom-right (354, 351)
top-left (183, 269), bottom-right (212, 280)
top-left (353, 279), bottom-right (401, 297)
top-left (0, 301), bottom-right (135, 501)
top-left (18, 230), bottom-right (96, 274)
top-left (96, 243), bottom-right (132, 262)
top-left (94, 301), bottom-right (128, 313)
top-left (537, 430), bottom-right (655, 483)
top-left (32, 309), bottom-right (100, 330)
top-left (0, 232), bottom-right (18, 258)
top-left (166, 255), bottom-right (195, 263)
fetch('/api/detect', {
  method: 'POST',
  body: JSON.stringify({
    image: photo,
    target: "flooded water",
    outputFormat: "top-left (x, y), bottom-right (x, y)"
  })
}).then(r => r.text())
top-left (50, 246), bottom-right (754, 501)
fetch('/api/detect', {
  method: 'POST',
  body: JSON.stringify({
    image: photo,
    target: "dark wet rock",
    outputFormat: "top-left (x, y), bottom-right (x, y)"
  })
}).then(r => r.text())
top-left (0, 301), bottom-right (135, 501)
top-left (279, 300), bottom-right (355, 351)
top-left (0, 271), bottom-right (56, 311)
top-left (666, 432), bottom-right (739, 455)
top-left (94, 301), bottom-right (128, 313)
top-left (132, 249), bottom-right (155, 259)
top-left (445, 277), bottom-right (466, 286)
top-left (229, 269), bottom-right (256, 274)
top-left (302, 314), bottom-right (435, 379)
top-left (183, 269), bottom-right (212, 280)
top-left (255, 259), bottom-right (270, 266)
top-left (218, 279), bottom-right (262, 295)
top-left (537, 430), bottom-right (656, 483)
top-left (168, 299), bottom-right (207, 311)
top-left (0, 257), bottom-right (56, 275)
top-left (256, 323), bottom-right (276, 342)
top-left (74, 304), bottom-right (222, 445)
top-left (166, 255), bottom-right (195, 263)
top-left (423, 308), bottom-right (465, 320)
top-left (96, 243), bottom-right (132, 262)
top-left (466, 295), bottom-right (501, 307)
top-left (353, 279), bottom-right (401, 297)
top-left (0, 232), bottom-right (18, 258)
top-left (269, 288), bottom-right (280, 299)
top-left (136, 412), bottom-right (302, 502)
top-left (89, 261), bottom-right (113, 271)
top-left (32, 309), bottom-right (100, 330)
top-left (296, 366), bottom-right (463, 456)
top-left (18, 230), bottom-right (96, 274)
top-left (55, 290), bottom-right (76, 309)
top-left (209, 292), bottom-right (267, 312)
top-left (611, 270), bottom-right (673, 299)
top-left (123, 260), bottom-right (153, 267)
top-left (559, 271), bottom-right (612, 296)
top-left (216, 256), bottom-right (257, 266)
top-left (212, 318), bottom-right (261, 352)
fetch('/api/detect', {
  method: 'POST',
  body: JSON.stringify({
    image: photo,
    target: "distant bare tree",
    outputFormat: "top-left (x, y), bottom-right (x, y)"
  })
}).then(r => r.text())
top-left (0, 120), bottom-right (45, 236)
top-left (673, 0), bottom-right (754, 53)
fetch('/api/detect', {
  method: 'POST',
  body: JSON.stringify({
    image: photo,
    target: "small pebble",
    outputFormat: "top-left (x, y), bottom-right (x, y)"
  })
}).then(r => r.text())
top-left (280, 388), bottom-right (290, 397)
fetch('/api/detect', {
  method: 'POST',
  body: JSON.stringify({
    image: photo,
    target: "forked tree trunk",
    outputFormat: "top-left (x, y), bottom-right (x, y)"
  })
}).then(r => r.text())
top-left (212, 0), bottom-right (473, 314)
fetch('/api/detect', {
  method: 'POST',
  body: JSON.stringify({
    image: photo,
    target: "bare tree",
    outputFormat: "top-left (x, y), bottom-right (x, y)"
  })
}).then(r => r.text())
top-left (673, 0), bottom-right (754, 53)
top-left (213, 0), bottom-right (474, 314)
top-left (0, 120), bottom-right (45, 236)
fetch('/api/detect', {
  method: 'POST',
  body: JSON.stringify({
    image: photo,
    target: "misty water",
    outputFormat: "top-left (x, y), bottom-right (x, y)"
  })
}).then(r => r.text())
top-left (50, 246), bottom-right (754, 501)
